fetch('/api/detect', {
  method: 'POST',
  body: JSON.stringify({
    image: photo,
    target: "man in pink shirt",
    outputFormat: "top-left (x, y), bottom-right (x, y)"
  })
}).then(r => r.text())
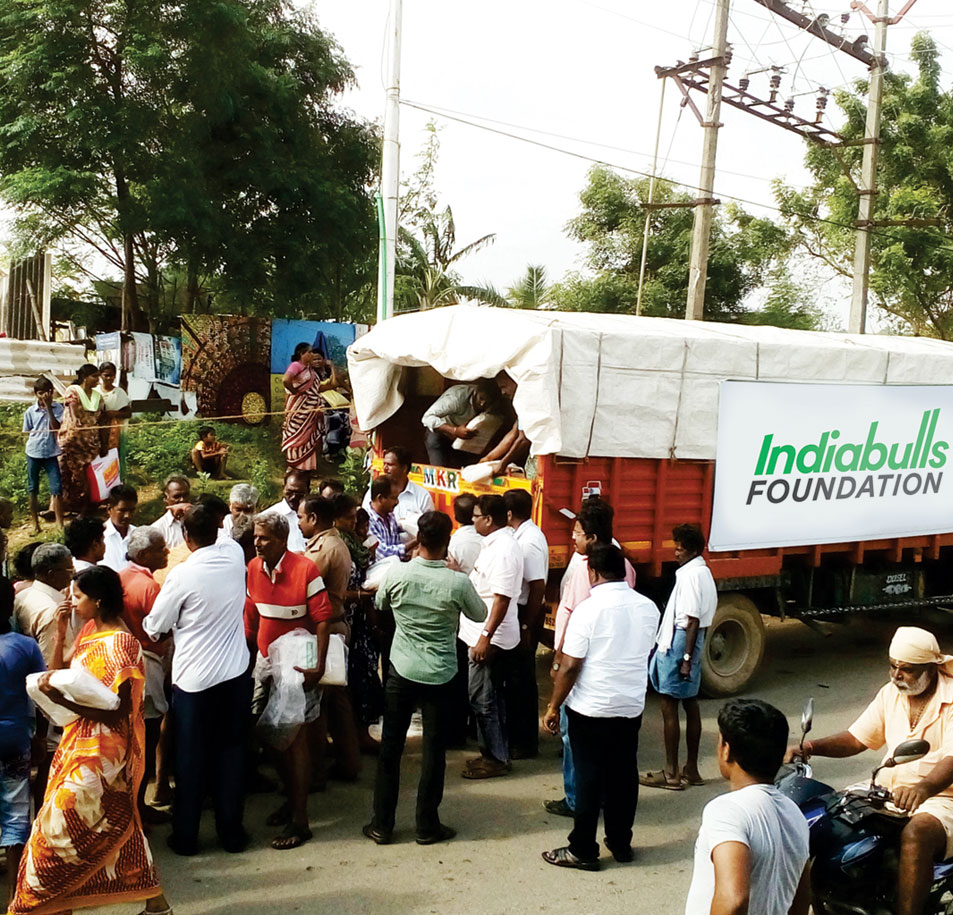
top-left (545, 500), bottom-right (636, 818)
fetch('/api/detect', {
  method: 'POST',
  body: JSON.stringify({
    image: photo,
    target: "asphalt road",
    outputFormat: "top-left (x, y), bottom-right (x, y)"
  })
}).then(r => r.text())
top-left (83, 614), bottom-right (946, 915)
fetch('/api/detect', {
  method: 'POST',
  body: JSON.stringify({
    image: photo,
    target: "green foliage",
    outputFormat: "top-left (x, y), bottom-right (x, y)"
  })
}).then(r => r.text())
top-left (505, 265), bottom-right (551, 309)
top-left (0, 0), bottom-right (379, 332)
top-left (737, 268), bottom-right (824, 331)
top-left (774, 32), bottom-right (953, 337)
top-left (553, 167), bottom-right (796, 322)
top-left (339, 446), bottom-right (370, 496)
top-left (395, 124), bottom-right (506, 311)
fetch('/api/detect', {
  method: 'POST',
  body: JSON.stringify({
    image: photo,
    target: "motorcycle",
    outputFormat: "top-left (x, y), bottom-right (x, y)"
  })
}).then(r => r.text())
top-left (776, 698), bottom-right (953, 915)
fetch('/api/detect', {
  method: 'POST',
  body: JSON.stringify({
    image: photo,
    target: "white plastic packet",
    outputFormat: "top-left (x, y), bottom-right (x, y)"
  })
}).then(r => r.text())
top-left (319, 634), bottom-right (348, 687)
top-left (27, 668), bottom-right (121, 728)
top-left (452, 412), bottom-right (504, 454)
top-left (398, 511), bottom-right (422, 540)
top-left (461, 461), bottom-right (500, 484)
top-left (362, 555), bottom-right (400, 591)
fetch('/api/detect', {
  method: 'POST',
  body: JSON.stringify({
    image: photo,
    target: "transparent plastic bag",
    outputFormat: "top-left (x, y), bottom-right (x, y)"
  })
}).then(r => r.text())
top-left (255, 629), bottom-right (315, 750)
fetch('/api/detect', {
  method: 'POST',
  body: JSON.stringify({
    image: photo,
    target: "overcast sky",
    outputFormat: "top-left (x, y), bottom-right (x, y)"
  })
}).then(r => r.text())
top-left (307, 0), bottom-right (953, 325)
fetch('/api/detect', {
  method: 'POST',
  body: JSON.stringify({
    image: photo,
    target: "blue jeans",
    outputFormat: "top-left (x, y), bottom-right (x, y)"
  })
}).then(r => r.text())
top-left (467, 648), bottom-right (514, 764)
top-left (26, 455), bottom-right (62, 495)
top-left (560, 705), bottom-right (576, 810)
top-left (0, 751), bottom-right (31, 846)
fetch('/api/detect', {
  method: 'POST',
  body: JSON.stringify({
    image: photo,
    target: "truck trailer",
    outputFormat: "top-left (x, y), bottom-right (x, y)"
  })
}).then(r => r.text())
top-left (348, 305), bottom-right (953, 696)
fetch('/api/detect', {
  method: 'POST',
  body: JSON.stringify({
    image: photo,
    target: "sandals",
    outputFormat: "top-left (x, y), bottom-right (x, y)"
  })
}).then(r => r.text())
top-left (541, 846), bottom-right (600, 871)
top-left (639, 770), bottom-right (685, 791)
top-left (266, 802), bottom-right (291, 827)
top-left (680, 767), bottom-right (706, 787)
top-left (271, 823), bottom-right (313, 850)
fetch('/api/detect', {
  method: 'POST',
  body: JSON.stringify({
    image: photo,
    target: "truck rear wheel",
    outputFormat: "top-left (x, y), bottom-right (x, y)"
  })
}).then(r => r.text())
top-left (700, 593), bottom-right (766, 698)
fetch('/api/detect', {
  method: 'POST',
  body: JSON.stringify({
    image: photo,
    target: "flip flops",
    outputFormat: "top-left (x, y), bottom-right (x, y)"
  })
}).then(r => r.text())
top-left (271, 823), bottom-right (312, 850)
top-left (639, 770), bottom-right (685, 791)
top-left (680, 767), bottom-right (706, 787)
top-left (541, 846), bottom-right (600, 871)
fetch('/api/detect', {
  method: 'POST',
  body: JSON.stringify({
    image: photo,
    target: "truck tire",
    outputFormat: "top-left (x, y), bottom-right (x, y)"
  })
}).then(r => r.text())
top-left (700, 593), bottom-right (766, 698)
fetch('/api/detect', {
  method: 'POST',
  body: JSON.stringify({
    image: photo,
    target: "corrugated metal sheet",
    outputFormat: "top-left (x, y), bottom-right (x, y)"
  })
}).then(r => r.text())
top-left (0, 339), bottom-right (88, 402)
top-left (0, 253), bottom-right (51, 340)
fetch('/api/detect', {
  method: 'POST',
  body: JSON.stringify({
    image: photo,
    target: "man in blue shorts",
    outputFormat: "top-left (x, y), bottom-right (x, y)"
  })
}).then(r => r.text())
top-left (22, 377), bottom-right (64, 534)
top-left (0, 575), bottom-right (46, 904)
top-left (641, 523), bottom-right (717, 791)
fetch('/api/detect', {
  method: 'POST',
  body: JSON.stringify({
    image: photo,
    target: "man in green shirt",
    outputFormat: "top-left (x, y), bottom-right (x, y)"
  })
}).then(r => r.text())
top-left (363, 510), bottom-right (486, 846)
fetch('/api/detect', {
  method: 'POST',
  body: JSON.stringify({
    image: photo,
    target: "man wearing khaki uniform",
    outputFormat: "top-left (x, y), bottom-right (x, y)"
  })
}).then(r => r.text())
top-left (786, 627), bottom-right (953, 915)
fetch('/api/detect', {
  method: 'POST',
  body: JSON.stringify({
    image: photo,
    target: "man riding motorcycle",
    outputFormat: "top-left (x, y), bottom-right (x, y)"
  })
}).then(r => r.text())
top-left (784, 627), bottom-right (953, 915)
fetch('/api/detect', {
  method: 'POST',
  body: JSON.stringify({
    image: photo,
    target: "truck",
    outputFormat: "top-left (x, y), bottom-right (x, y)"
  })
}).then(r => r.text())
top-left (347, 305), bottom-right (953, 696)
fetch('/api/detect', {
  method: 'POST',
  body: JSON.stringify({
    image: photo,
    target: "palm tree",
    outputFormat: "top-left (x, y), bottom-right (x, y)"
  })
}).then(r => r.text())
top-left (395, 205), bottom-right (506, 311)
top-left (506, 264), bottom-right (551, 309)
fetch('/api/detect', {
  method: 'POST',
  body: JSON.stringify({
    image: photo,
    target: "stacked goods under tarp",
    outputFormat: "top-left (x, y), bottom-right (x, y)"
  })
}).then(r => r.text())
top-left (347, 305), bottom-right (953, 460)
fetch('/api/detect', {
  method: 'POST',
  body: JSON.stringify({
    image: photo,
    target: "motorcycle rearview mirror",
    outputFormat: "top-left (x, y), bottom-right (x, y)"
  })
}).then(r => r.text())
top-left (887, 738), bottom-right (930, 767)
top-left (871, 738), bottom-right (931, 788)
top-left (798, 698), bottom-right (814, 755)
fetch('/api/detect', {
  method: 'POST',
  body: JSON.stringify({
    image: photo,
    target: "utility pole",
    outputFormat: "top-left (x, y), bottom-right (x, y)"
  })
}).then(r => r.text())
top-left (685, 0), bottom-right (731, 321)
top-left (377, 0), bottom-right (402, 324)
top-left (848, 0), bottom-right (889, 334)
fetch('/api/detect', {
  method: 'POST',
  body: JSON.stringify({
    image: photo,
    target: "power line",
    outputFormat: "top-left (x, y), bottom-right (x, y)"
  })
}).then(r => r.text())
top-left (399, 98), bottom-right (953, 259)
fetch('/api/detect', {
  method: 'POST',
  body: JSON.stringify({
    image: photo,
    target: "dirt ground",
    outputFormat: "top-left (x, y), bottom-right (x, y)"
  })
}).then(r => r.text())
top-left (76, 613), bottom-right (936, 915)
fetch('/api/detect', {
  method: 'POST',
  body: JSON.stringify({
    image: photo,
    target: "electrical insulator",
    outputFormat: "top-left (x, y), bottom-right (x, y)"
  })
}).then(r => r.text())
top-left (841, 12), bottom-right (850, 23)
top-left (815, 89), bottom-right (829, 124)
top-left (725, 47), bottom-right (733, 67)
top-left (784, 98), bottom-right (795, 113)
top-left (769, 72), bottom-right (782, 104)
top-left (739, 77), bottom-right (750, 92)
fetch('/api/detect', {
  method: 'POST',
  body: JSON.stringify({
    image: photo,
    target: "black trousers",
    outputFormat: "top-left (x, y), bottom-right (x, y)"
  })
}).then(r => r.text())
top-left (504, 626), bottom-right (539, 756)
top-left (566, 707), bottom-right (642, 861)
top-left (171, 671), bottom-right (252, 850)
top-left (372, 665), bottom-right (452, 837)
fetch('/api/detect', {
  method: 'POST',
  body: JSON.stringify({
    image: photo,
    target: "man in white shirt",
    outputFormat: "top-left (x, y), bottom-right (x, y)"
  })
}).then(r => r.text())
top-left (504, 489), bottom-right (549, 759)
top-left (150, 474), bottom-right (191, 551)
top-left (448, 494), bottom-right (482, 575)
top-left (642, 523), bottom-right (718, 792)
top-left (685, 699), bottom-right (810, 915)
top-left (459, 494), bottom-right (523, 779)
top-left (143, 504), bottom-right (251, 857)
top-left (541, 544), bottom-right (659, 871)
top-left (363, 446), bottom-right (434, 523)
top-left (101, 484), bottom-right (138, 571)
top-left (13, 543), bottom-right (77, 667)
top-left (264, 469), bottom-right (309, 553)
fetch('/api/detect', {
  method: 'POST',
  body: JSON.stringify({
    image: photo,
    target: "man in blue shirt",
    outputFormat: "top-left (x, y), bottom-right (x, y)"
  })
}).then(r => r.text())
top-left (366, 476), bottom-right (408, 561)
top-left (22, 377), bottom-right (64, 534)
top-left (0, 575), bottom-right (46, 902)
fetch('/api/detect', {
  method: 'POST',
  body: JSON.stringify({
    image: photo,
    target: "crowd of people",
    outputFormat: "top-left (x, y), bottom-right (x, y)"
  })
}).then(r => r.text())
top-left (5, 365), bottom-right (953, 915)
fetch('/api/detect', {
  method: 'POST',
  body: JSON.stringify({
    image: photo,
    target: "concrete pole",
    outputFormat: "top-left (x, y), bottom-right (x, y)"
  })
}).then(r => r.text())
top-left (685, 0), bottom-right (731, 321)
top-left (848, 0), bottom-right (889, 335)
top-left (377, 0), bottom-right (402, 324)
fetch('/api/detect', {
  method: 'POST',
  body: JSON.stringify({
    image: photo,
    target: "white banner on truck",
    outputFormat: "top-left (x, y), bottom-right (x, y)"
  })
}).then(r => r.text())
top-left (709, 381), bottom-right (953, 551)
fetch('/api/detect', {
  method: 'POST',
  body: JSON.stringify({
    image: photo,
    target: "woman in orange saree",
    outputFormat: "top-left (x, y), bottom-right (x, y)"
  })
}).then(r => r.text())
top-left (9, 567), bottom-right (172, 915)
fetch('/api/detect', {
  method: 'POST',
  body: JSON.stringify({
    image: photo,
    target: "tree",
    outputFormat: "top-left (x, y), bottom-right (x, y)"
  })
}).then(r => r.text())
top-left (551, 166), bottom-right (796, 322)
top-left (0, 0), bottom-right (378, 332)
top-left (394, 124), bottom-right (504, 311)
top-left (506, 265), bottom-right (552, 309)
top-left (775, 33), bottom-right (953, 338)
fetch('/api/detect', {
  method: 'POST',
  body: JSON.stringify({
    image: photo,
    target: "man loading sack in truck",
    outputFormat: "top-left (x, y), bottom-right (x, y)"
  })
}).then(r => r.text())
top-left (420, 378), bottom-right (508, 468)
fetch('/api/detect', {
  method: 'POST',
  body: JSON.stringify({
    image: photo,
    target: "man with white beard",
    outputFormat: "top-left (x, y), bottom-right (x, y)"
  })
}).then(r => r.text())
top-left (784, 627), bottom-right (953, 915)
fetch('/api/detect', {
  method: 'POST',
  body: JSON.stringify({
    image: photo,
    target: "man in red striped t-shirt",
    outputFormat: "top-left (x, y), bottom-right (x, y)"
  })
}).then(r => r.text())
top-left (246, 512), bottom-right (332, 851)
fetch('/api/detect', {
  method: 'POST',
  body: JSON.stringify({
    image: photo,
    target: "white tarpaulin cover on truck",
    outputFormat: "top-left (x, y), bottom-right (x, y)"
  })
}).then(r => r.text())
top-left (347, 305), bottom-right (953, 460)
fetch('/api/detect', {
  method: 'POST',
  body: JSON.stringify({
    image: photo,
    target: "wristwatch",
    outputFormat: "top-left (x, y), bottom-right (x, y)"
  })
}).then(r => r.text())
top-left (552, 662), bottom-right (561, 672)
top-left (481, 629), bottom-right (491, 639)
top-left (682, 653), bottom-right (692, 662)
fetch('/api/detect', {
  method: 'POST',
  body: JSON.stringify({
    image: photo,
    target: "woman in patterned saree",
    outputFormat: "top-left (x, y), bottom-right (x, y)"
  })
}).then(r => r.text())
top-left (58, 365), bottom-right (108, 513)
top-left (10, 566), bottom-right (172, 915)
top-left (280, 342), bottom-right (337, 472)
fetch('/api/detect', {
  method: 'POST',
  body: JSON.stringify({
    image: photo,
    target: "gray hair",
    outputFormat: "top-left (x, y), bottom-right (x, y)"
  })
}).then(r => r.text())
top-left (229, 483), bottom-right (259, 511)
top-left (127, 526), bottom-right (166, 562)
top-left (163, 473), bottom-right (190, 494)
top-left (253, 511), bottom-right (289, 542)
top-left (32, 542), bottom-right (72, 575)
